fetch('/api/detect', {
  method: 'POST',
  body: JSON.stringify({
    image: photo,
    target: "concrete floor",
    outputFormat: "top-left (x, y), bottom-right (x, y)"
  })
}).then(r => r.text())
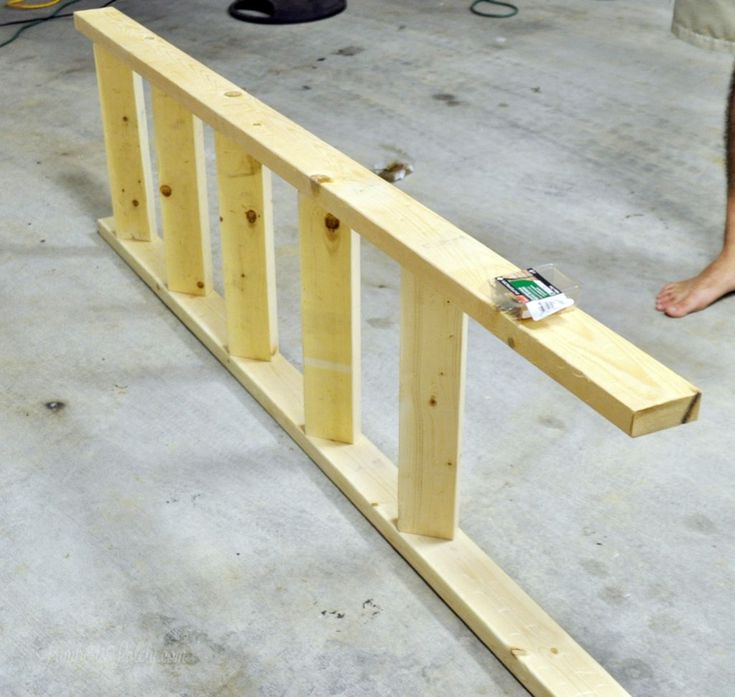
top-left (1, 0), bottom-right (734, 695)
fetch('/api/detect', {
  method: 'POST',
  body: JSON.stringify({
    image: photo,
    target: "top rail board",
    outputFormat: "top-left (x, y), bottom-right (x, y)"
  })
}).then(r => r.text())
top-left (74, 7), bottom-right (701, 437)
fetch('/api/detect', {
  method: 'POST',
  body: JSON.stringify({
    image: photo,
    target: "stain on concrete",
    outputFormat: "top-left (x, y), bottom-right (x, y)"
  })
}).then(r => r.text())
top-left (618, 657), bottom-right (655, 682)
top-left (538, 414), bottom-right (565, 430)
top-left (599, 585), bottom-right (629, 605)
top-left (334, 46), bottom-right (364, 56)
top-left (55, 168), bottom-right (110, 217)
top-left (378, 142), bottom-right (412, 160)
top-left (683, 513), bottom-right (716, 535)
top-left (433, 93), bottom-right (462, 106)
top-left (165, 625), bottom-right (224, 654)
top-left (579, 558), bottom-right (609, 578)
top-left (136, 614), bottom-right (256, 693)
top-left (57, 61), bottom-right (93, 77)
top-left (211, 668), bottom-right (255, 696)
top-left (367, 317), bottom-right (393, 329)
top-left (646, 582), bottom-right (676, 607)
top-left (648, 612), bottom-right (682, 634)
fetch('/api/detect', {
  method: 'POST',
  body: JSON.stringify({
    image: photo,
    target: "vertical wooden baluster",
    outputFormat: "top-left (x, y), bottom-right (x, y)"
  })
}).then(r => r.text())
top-left (93, 45), bottom-right (155, 241)
top-left (299, 195), bottom-right (360, 443)
top-left (398, 269), bottom-right (467, 540)
top-left (214, 133), bottom-right (278, 360)
top-left (151, 86), bottom-right (212, 295)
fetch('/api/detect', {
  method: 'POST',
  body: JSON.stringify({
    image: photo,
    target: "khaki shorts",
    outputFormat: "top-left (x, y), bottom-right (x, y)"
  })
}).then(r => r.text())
top-left (673, 0), bottom-right (735, 53)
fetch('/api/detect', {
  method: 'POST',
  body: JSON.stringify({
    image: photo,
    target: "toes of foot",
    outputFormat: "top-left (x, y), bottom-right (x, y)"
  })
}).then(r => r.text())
top-left (665, 305), bottom-right (686, 318)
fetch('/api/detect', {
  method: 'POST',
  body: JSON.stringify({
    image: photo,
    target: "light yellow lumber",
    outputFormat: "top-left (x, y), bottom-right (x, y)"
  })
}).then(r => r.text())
top-left (75, 8), bottom-right (700, 436)
top-left (299, 196), bottom-right (360, 443)
top-left (150, 85), bottom-right (211, 296)
top-left (97, 215), bottom-right (632, 697)
top-left (215, 132), bottom-right (277, 360)
top-left (93, 44), bottom-right (155, 241)
top-left (398, 269), bottom-right (467, 540)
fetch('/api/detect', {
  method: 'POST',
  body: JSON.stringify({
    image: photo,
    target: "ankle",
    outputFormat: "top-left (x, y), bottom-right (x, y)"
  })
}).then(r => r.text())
top-left (719, 242), bottom-right (735, 260)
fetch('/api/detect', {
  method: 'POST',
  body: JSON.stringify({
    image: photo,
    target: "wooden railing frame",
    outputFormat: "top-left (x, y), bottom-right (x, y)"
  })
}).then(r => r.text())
top-left (76, 9), bottom-right (700, 697)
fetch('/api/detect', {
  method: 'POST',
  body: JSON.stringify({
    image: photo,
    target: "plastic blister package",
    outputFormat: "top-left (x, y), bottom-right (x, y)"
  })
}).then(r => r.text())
top-left (492, 264), bottom-right (580, 321)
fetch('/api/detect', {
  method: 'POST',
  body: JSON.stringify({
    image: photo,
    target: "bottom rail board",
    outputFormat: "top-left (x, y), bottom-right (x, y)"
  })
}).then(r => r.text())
top-left (98, 217), bottom-right (631, 697)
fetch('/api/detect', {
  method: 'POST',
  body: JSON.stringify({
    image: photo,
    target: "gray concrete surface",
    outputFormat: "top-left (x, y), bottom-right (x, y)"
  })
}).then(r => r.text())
top-left (1, 1), bottom-right (733, 695)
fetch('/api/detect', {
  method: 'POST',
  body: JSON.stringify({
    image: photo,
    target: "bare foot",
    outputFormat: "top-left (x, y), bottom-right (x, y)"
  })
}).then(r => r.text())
top-left (656, 251), bottom-right (735, 317)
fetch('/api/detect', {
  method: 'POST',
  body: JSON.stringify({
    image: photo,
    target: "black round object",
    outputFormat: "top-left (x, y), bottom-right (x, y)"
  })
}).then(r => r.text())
top-left (228, 0), bottom-right (346, 24)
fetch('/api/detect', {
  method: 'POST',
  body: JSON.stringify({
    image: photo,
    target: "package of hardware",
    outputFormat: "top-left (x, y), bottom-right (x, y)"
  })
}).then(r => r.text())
top-left (492, 264), bottom-right (580, 321)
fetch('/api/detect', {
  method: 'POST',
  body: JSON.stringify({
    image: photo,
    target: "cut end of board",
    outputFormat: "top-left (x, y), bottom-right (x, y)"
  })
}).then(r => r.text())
top-left (630, 390), bottom-right (702, 437)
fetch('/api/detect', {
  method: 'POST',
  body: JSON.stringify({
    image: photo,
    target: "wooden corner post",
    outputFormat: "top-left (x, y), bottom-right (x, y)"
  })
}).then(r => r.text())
top-left (93, 44), bottom-right (155, 241)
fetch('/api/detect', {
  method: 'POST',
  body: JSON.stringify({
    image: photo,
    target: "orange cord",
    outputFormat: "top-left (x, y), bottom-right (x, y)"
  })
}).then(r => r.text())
top-left (6, 0), bottom-right (63, 9)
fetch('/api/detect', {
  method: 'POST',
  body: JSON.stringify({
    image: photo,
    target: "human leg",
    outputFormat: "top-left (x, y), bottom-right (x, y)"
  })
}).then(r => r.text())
top-left (656, 65), bottom-right (735, 317)
top-left (657, 2), bottom-right (735, 317)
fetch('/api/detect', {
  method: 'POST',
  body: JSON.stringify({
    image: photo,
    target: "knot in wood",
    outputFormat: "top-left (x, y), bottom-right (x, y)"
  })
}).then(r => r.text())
top-left (246, 209), bottom-right (258, 224)
top-left (160, 184), bottom-right (172, 197)
top-left (325, 214), bottom-right (340, 230)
